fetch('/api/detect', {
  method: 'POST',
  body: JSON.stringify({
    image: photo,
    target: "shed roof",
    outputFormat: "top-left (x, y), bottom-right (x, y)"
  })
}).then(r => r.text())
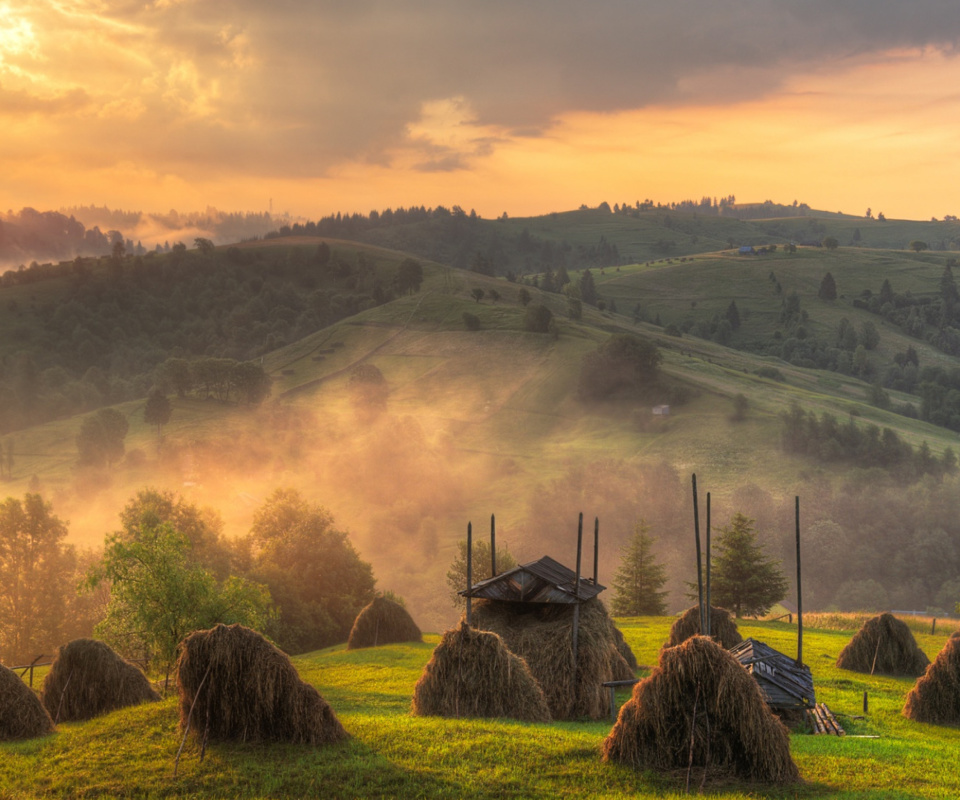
top-left (729, 638), bottom-right (815, 709)
top-left (459, 555), bottom-right (605, 604)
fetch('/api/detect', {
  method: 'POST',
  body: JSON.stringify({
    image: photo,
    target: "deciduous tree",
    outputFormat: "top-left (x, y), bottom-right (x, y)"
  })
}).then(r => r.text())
top-left (446, 538), bottom-right (517, 609)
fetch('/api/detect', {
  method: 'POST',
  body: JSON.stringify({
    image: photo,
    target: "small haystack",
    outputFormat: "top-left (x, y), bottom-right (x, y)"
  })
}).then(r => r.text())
top-left (41, 639), bottom-right (159, 723)
top-left (411, 621), bottom-right (550, 722)
top-left (836, 613), bottom-right (929, 677)
top-left (612, 625), bottom-right (639, 672)
top-left (602, 635), bottom-right (800, 786)
top-left (176, 623), bottom-right (347, 745)
top-left (903, 634), bottom-right (960, 726)
top-left (666, 605), bottom-right (743, 650)
top-left (0, 664), bottom-right (54, 741)
top-left (469, 597), bottom-right (628, 720)
top-left (347, 597), bottom-right (422, 650)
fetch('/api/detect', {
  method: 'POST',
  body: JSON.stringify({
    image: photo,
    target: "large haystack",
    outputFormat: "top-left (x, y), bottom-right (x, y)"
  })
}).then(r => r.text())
top-left (347, 597), bottom-right (422, 650)
top-left (602, 636), bottom-right (800, 786)
top-left (836, 613), bottom-right (930, 677)
top-left (0, 664), bottom-right (54, 741)
top-left (612, 625), bottom-right (639, 672)
top-left (41, 639), bottom-right (159, 723)
top-left (469, 597), bottom-right (629, 720)
top-left (176, 623), bottom-right (347, 745)
top-left (411, 622), bottom-right (550, 722)
top-left (666, 605), bottom-right (743, 650)
top-left (903, 635), bottom-right (960, 725)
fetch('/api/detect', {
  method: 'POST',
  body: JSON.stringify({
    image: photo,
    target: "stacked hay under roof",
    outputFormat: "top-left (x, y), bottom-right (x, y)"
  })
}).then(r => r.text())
top-left (835, 613), bottom-right (930, 677)
top-left (611, 625), bottom-right (639, 673)
top-left (602, 635), bottom-right (800, 786)
top-left (903, 634), bottom-right (960, 726)
top-left (176, 623), bottom-right (347, 745)
top-left (0, 664), bottom-right (54, 741)
top-left (666, 605), bottom-right (743, 650)
top-left (41, 639), bottom-right (159, 723)
top-left (469, 597), bottom-right (630, 720)
top-left (411, 621), bottom-right (550, 722)
top-left (347, 597), bottom-right (422, 650)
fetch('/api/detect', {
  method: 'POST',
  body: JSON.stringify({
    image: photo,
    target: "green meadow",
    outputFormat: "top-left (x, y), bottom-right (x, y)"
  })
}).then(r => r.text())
top-left (3, 618), bottom-right (960, 799)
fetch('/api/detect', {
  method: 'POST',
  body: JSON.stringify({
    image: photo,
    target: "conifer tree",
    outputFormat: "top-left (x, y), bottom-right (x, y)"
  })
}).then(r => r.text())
top-left (611, 521), bottom-right (668, 616)
top-left (818, 271), bottom-right (837, 301)
top-left (711, 513), bottom-right (787, 618)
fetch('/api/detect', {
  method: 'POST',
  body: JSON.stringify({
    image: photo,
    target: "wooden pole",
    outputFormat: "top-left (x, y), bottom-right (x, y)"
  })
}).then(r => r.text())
top-left (705, 492), bottom-right (711, 638)
top-left (593, 516), bottom-right (599, 585)
top-left (796, 496), bottom-right (803, 668)
top-left (573, 513), bottom-right (583, 668)
top-left (491, 513), bottom-right (497, 578)
top-left (692, 474), bottom-right (704, 634)
top-left (466, 521), bottom-right (473, 626)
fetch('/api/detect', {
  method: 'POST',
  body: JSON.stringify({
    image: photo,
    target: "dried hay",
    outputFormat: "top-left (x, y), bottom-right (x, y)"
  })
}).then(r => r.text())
top-left (602, 635), bottom-right (800, 786)
top-left (666, 606), bottom-right (743, 650)
top-left (469, 598), bottom-right (628, 720)
top-left (903, 635), bottom-right (960, 725)
top-left (176, 623), bottom-right (347, 745)
top-left (347, 597), bottom-right (422, 650)
top-left (0, 664), bottom-right (54, 741)
top-left (612, 625), bottom-right (639, 672)
top-left (411, 621), bottom-right (550, 722)
top-left (41, 639), bottom-right (159, 723)
top-left (836, 613), bottom-right (930, 677)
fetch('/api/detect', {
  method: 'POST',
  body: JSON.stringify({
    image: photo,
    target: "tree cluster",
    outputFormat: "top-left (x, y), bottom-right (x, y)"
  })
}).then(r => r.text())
top-left (578, 334), bottom-right (661, 401)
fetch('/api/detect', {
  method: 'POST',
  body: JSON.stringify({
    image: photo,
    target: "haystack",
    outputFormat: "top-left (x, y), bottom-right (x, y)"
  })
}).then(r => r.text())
top-left (469, 597), bottom-right (628, 720)
top-left (41, 639), bottom-right (159, 723)
top-left (903, 634), bottom-right (960, 725)
top-left (176, 623), bottom-right (347, 745)
top-left (0, 664), bottom-right (54, 741)
top-left (612, 625), bottom-right (639, 672)
top-left (602, 635), bottom-right (800, 786)
top-left (347, 597), bottom-right (422, 650)
top-left (411, 621), bottom-right (550, 722)
top-left (666, 605), bottom-right (743, 650)
top-left (835, 613), bottom-right (929, 677)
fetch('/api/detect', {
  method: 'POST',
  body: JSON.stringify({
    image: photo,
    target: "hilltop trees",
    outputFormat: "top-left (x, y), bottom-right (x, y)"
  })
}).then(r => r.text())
top-left (710, 513), bottom-right (787, 618)
top-left (611, 521), bottom-right (668, 616)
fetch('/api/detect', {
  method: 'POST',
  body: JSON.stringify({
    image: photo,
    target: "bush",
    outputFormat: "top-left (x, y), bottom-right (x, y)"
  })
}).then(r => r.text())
top-left (524, 304), bottom-right (553, 333)
top-left (462, 312), bottom-right (481, 331)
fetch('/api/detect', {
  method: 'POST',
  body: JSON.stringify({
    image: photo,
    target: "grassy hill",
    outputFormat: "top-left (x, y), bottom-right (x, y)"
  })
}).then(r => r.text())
top-left (4, 617), bottom-right (960, 799)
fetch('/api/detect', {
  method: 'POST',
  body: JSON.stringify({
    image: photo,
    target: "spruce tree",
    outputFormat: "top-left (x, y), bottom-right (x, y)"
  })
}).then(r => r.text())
top-left (818, 271), bottom-right (837, 301)
top-left (611, 521), bottom-right (668, 616)
top-left (711, 513), bottom-right (787, 618)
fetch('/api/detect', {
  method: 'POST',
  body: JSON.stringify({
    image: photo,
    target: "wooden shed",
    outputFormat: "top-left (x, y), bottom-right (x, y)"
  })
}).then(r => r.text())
top-left (728, 638), bottom-right (815, 710)
top-left (460, 555), bottom-right (604, 605)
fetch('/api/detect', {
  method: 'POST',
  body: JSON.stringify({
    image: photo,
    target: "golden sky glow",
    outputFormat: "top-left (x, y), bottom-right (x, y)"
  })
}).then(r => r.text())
top-left (3, 1), bottom-right (960, 222)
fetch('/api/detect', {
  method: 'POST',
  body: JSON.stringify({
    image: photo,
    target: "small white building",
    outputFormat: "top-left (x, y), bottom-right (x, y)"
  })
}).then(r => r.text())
top-left (652, 404), bottom-right (670, 416)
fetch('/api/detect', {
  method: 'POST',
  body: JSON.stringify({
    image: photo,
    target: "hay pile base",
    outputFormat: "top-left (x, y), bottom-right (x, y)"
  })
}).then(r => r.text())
top-left (176, 624), bottom-right (347, 745)
top-left (469, 598), bottom-right (629, 720)
top-left (836, 613), bottom-right (930, 677)
top-left (612, 625), bottom-right (639, 672)
top-left (666, 606), bottom-right (743, 650)
top-left (903, 635), bottom-right (960, 725)
top-left (41, 639), bottom-right (159, 723)
top-left (411, 622), bottom-right (550, 722)
top-left (602, 636), bottom-right (800, 786)
top-left (347, 597), bottom-right (422, 650)
top-left (0, 664), bottom-right (54, 741)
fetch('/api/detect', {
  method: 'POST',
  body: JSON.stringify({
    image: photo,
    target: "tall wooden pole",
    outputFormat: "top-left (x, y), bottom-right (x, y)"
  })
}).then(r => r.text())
top-left (573, 513), bottom-right (583, 669)
top-left (692, 474), bottom-right (704, 634)
top-left (705, 492), bottom-right (711, 638)
top-left (796, 496), bottom-right (804, 668)
top-left (593, 516), bottom-right (599, 585)
top-left (491, 513), bottom-right (497, 578)
top-left (466, 521), bottom-right (473, 626)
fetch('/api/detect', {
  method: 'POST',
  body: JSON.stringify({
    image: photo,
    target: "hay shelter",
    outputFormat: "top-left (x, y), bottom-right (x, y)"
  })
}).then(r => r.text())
top-left (903, 634), bottom-right (960, 725)
top-left (176, 623), bottom-right (347, 745)
top-left (0, 663), bottom-right (54, 741)
top-left (41, 639), bottom-right (159, 723)
top-left (602, 635), bottom-right (800, 786)
top-left (347, 596), bottom-right (422, 650)
top-left (469, 597), bottom-right (632, 720)
top-left (835, 613), bottom-right (930, 677)
top-left (411, 621), bottom-right (550, 722)
top-left (666, 605), bottom-right (743, 650)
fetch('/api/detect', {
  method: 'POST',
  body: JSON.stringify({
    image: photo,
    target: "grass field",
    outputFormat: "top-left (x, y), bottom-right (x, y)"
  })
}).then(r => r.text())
top-left (3, 617), bottom-right (960, 799)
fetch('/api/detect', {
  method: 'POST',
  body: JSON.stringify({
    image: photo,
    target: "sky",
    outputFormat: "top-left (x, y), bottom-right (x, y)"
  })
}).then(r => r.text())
top-left (4, 0), bottom-right (960, 221)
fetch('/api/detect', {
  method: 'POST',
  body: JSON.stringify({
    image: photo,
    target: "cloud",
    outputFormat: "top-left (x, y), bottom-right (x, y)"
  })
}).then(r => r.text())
top-left (8, 0), bottom-right (960, 190)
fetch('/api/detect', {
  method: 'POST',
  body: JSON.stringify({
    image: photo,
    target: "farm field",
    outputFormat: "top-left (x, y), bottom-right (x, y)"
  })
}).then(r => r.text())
top-left (3, 617), bottom-right (960, 799)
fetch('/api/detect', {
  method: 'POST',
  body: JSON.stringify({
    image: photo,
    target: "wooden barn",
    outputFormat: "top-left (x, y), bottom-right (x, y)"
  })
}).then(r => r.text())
top-left (728, 638), bottom-right (815, 711)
